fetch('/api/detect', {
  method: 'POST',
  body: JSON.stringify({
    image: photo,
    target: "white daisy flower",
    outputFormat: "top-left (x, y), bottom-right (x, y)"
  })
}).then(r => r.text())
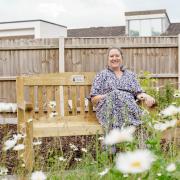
top-left (116, 149), bottom-right (156, 174)
top-left (98, 168), bottom-right (109, 177)
top-left (27, 118), bottom-right (33, 123)
top-left (81, 148), bottom-right (87, 153)
top-left (69, 143), bottom-right (78, 151)
top-left (48, 101), bottom-right (56, 109)
top-left (21, 164), bottom-right (25, 167)
top-left (3, 138), bottom-right (17, 151)
top-left (74, 158), bottom-right (82, 162)
top-left (31, 171), bottom-right (46, 180)
top-left (0, 166), bottom-right (8, 175)
top-left (13, 144), bottom-right (25, 151)
top-left (13, 133), bottom-right (26, 141)
top-left (173, 92), bottom-right (180, 98)
top-left (33, 140), bottom-right (42, 146)
top-left (160, 105), bottom-right (178, 117)
top-left (154, 119), bottom-right (177, 131)
top-left (154, 123), bottom-right (168, 131)
top-left (98, 136), bottom-right (104, 141)
top-left (156, 87), bottom-right (160, 92)
top-left (59, 156), bottom-right (66, 162)
top-left (166, 163), bottom-right (176, 172)
top-left (123, 174), bottom-right (129, 177)
top-left (104, 126), bottom-right (136, 145)
top-left (49, 112), bottom-right (58, 118)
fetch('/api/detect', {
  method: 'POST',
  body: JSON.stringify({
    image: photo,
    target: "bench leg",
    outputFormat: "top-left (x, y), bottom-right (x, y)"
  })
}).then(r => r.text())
top-left (24, 114), bottom-right (34, 173)
top-left (18, 110), bottom-right (34, 173)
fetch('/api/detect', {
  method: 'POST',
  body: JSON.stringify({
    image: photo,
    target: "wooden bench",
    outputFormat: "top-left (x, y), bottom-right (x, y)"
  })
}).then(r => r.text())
top-left (16, 72), bottom-right (103, 172)
top-left (16, 72), bottom-right (179, 172)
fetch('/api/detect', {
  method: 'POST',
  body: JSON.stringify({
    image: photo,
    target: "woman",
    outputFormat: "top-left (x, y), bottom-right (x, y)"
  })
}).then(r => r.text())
top-left (90, 47), bottom-right (155, 131)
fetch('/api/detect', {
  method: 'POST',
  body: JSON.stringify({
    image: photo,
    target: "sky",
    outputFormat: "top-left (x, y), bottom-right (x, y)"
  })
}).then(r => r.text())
top-left (0, 0), bottom-right (179, 29)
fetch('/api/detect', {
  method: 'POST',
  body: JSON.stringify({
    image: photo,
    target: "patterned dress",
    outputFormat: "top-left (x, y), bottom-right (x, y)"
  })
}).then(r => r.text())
top-left (90, 67), bottom-right (144, 130)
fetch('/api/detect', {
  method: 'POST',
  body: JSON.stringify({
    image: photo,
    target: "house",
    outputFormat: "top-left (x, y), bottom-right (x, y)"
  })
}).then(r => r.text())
top-left (0, 20), bottom-right (67, 39)
top-left (67, 9), bottom-right (180, 37)
top-left (0, 9), bottom-right (179, 39)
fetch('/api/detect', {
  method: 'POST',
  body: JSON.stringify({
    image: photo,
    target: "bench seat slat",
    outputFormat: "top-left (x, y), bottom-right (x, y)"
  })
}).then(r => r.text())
top-left (33, 119), bottom-right (103, 137)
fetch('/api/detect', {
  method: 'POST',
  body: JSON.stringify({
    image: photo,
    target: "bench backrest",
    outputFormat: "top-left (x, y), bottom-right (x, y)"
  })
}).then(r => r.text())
top-left (16, 72), bottom-right (96, 121)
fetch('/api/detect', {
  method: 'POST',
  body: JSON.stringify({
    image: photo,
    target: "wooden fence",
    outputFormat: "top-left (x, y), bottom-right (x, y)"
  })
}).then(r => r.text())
top-left (0, 36), bottom-right (179, 103)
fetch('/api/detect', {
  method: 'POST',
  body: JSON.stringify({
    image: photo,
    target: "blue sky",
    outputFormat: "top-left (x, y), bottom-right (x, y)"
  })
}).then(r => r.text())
top-left (0, 0), bottom-right (179, 28)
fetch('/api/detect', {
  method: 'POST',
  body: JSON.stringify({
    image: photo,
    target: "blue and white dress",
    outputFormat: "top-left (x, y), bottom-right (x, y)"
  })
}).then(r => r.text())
top-left (90, 67), bottom-right (144, 129)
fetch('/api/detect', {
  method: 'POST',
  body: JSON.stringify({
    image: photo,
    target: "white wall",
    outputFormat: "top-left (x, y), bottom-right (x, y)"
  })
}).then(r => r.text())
top-left (0, 28), bottom-right (34, 37)
top-left (0, 21), bottom-right (39, 37)
top-left (0, 20), bottom-right (67, 38)
top-left (39, 21), bottom-right (67, 38)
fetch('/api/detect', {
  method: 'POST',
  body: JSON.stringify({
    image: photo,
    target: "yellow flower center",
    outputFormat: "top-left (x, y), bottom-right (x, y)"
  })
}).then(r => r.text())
top-left (131, 161), bottom-right (141, 168)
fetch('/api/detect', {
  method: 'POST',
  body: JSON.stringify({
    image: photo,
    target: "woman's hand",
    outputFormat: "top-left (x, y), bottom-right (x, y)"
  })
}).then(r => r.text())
top-left (137, 93), bottom-right (155, 107)
top-left (91, 94), bottom-right (106, 106)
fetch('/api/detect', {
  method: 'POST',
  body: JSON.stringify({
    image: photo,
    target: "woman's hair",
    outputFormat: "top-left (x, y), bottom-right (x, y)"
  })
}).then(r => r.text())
top-left (107, 47), bottom-right (123, 59)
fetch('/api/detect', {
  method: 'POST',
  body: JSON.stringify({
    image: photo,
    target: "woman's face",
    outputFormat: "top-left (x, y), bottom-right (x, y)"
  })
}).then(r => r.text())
top-left (108, 49), bottom-right (122, 69)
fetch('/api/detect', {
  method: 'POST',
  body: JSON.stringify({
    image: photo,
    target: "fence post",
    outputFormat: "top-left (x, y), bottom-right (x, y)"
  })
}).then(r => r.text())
top-left (59, 37), bottom-right (65, 116)
top-left (178, 35), bottom-right (180, 90)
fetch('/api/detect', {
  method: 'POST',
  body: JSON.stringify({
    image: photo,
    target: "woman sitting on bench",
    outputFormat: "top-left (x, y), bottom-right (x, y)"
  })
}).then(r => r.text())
top-left (90, 47), bottom-right (155, 130)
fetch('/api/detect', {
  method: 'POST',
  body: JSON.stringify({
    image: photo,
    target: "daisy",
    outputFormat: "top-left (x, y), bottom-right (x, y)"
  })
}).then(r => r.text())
top-left (31, 171), bottom-right (46, 180)
top-left (104, 126), bottom-right (136, 145)
top-left (154, 119), bottom-right (177, 131)
top-left (116, 149), bottom-right (156, 174)
top-left (156, 87), bottom-right (160, 92)
top-left (0, 166), bottom-right (8, 175)
top-left (3, 138), bottom-right (17, 151)
top-left (81, 148), bottom-right (87, 153)
top-left (166, 163), bottom-right (176, 172)
top-left (98, 168), bottom-right (109, 177)
top-left (98, 136), bottom-right (104, 141)
top-left (13, 133), bottom-right (26, 141)
top-left (69, 143), bottom-right (78, 151)
top-left (123, 174), bottom-right (129, 177)
top-left (49, 112), bottom-right (58, 118)
top-left (33, 140), bottom-right (42, 146)
top-left (21, 164), bottom-right (25, 167)
top-left (27, 118), bottom-right (33, 123)
top-left (157, 173), bottom-right (162, 176)
top-left (160, 105), bottom-right (178, 117)
top-left (13, 144), bottom-right (25, 151)
top-left (173, 92), bottom-right (180, 98)
top-left (74, 158), bottom-right (82, 162)
top-left (48, 101), bottom-right (56, 109)
top-left (59, 156), bottom-right (67, 162)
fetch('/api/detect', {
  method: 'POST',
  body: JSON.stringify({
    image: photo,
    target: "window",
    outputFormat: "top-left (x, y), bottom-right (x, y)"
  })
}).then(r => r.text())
top-left (129, 20), bottom-right (140, 36)
top-left (141, 19), bottom-right (151, 36)
top-left (151, 19), bottom-right (161, 36)
top-left (129, 18), bottom-right (162, 36)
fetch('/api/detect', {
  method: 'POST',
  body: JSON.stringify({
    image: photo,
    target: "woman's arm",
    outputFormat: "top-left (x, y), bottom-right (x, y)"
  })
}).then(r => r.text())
top-left (91, 94), bottom-right (106, 106)
top-left (137, 92), bottom-right (155, 107)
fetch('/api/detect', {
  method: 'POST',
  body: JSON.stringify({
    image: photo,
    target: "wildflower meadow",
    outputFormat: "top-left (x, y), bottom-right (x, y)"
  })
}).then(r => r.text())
top-left (0, 72), bottom-right (180, 180)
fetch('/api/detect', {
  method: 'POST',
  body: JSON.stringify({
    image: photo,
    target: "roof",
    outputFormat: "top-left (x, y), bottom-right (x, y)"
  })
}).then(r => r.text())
top-left (125, 9), bottom-right (167, 16)
top-left (163, 23), bottom-right (180, 36)
top-left (67, 26), bottom-right (125, 37)
top-left (0, 19), bottom-right (67, 28)
top-left (67, 22), bottom-right (180, 37)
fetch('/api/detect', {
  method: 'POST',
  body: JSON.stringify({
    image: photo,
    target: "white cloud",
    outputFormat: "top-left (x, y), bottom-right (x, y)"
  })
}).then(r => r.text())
top-left (39, 2), bottom-right (67, 18)
top-left (0, 0), bottom-right (179, 28)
